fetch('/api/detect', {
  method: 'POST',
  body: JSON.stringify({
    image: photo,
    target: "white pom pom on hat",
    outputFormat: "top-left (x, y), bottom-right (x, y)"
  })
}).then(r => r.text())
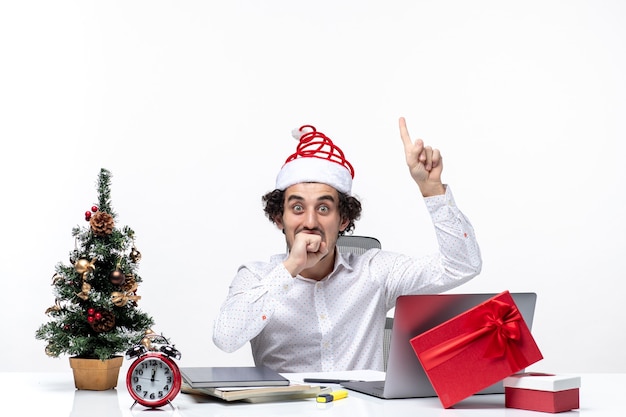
top-left (291, 127), bottom-right (305, 140)
top-left (275, 125), bottom-right (354, 194)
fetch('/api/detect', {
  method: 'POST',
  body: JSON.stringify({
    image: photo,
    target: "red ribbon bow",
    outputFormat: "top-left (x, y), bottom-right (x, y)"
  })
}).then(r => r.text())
top-left (419, 299), bottom-right (527, 371)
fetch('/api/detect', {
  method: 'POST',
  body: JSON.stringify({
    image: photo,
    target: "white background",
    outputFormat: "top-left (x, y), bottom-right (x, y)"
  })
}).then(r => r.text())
top-left (1, 1), bottom-right (624, 373)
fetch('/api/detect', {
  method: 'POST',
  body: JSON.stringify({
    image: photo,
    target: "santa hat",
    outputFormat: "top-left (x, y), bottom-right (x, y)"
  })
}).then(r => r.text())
top-left (275, 125), bottom-right (355, 194)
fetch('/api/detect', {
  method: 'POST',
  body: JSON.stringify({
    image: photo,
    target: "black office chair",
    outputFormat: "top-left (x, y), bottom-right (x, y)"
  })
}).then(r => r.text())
top-left (383, 317), bottom-right (394, 372)
top-left (336, 235), bottom-right (394, 371)
top-left (336, 235), bottom-right (381, 255)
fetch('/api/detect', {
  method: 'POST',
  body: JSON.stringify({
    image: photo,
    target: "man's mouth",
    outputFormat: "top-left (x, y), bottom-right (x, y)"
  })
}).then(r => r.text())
top-left (298, 229), bottom-right (323, 237)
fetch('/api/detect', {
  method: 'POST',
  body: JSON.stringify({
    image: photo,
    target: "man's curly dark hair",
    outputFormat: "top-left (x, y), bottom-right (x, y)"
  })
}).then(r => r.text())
top-left (262, 187), bottom-right (362, 236)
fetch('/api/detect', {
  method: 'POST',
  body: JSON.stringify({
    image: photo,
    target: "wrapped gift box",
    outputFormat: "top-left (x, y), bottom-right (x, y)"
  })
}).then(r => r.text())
top-left (504, 372), bottom-right (581, 413)
top-left (409, 290), bottom-right (543, 408)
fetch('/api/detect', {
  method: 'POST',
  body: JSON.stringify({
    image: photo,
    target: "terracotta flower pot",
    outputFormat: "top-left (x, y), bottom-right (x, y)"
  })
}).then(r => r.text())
top-left (69, 356), bottom-right (123, 390)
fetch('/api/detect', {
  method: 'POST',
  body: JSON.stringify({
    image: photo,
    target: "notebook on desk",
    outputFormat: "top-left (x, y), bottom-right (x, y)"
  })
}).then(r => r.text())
top-left (180, 366), bottom-right (290, 389)
top-left (342, 292), bottom-right (538, 399)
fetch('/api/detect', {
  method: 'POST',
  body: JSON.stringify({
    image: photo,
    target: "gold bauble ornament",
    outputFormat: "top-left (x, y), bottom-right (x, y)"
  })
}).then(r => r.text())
top-left (130, 246), bottom-right (142, 263)
top-left (74, 258), bottom-right (96, 275)
top-left (45, 344), bottom-right (56, 357)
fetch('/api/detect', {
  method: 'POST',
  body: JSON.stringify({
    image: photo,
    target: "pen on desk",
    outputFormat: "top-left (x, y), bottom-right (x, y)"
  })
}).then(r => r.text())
top-left (316, 389), bottom-right (349, 403)
top-left (304, 378), bottom-right (360, 384)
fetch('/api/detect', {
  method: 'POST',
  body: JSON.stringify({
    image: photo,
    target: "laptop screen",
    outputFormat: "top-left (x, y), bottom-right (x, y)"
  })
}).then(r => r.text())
top-left (382, 292), bottom-right (538, 399)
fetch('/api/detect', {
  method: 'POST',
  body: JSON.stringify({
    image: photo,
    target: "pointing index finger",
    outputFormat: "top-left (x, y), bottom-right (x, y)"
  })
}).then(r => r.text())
top-left (398, 117), bottom-right (412, 148)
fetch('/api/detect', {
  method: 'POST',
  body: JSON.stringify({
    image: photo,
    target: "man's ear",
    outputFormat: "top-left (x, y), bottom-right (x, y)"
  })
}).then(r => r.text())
top-left (274, 215), bottom-right (284, 231)
top-left (339, 217), bottom-right (349, 233)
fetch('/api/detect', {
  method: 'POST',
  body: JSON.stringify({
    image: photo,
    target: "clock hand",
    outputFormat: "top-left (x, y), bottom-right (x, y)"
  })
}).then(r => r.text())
top-left (151, 368), bottom-right (156, 382)
top-left (135, 376), bottom-right (161, 382)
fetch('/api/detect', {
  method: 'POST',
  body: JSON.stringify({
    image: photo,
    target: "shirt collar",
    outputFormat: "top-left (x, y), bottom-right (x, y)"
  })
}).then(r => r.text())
top-left (332, 248), bottom-right (354, 274)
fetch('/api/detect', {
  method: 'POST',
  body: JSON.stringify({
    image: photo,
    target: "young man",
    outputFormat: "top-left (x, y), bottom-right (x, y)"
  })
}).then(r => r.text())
top-left (213, 117), bottom-right (482, 372)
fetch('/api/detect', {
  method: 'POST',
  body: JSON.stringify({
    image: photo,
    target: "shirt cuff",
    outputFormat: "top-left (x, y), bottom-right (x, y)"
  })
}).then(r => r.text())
top-left (423, 185), bottom-right (460, 222)
top-left (263, 263), bottom-right (296, 296)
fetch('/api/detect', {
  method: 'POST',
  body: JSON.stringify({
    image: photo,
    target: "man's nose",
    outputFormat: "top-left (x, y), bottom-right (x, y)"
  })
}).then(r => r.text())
top-left (303, 210), bottom-right (319, 228)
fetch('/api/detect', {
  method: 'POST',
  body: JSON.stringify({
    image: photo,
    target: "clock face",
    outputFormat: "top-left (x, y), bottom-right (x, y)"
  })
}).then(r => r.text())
top-left (126, 353), bottom-right (181, 407)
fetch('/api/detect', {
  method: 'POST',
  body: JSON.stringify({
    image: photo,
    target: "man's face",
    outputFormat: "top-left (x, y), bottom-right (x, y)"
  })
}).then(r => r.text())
top-left (275, 182), bottom-right (349, 252)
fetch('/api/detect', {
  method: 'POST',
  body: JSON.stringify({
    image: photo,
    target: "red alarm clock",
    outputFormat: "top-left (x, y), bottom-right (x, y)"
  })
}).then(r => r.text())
top-left (125, 333), bottom-right (182, 409)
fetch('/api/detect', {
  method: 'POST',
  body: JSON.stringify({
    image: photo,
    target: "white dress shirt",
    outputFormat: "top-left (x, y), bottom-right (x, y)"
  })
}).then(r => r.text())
top-left (212, 186), bottom-right (482, 372)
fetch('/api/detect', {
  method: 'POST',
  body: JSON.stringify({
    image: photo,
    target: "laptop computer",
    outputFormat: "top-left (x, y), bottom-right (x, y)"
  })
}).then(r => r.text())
top-left (342, 292), bottom-right (538, 399)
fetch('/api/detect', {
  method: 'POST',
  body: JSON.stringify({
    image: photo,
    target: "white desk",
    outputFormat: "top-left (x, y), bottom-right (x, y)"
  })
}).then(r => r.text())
top-left (3, 371), bottom-right (621, 416)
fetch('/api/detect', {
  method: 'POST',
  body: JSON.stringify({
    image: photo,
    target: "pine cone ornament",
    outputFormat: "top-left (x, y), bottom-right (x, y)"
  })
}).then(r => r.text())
top-left (89, 212), bottom-right (115, 236)
top-left (123, 275), bottom-right (138, 292)
top-left (90, 310), bottom-right (116, 333)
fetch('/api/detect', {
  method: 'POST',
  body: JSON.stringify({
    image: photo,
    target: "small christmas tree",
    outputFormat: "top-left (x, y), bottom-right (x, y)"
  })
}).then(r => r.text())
top-left (36, 168), bottom-right (154, 360)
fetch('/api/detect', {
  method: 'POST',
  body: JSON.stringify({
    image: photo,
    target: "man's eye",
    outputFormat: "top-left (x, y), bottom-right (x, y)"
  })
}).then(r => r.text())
top-left (293, 205), bottom-right (303, 212)
top-left (318, 206), bottom-right (329, 213)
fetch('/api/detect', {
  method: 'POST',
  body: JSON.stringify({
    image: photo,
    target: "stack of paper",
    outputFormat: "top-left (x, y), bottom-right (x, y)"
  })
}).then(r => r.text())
top-left (181, 382), bottom-right (328, 403)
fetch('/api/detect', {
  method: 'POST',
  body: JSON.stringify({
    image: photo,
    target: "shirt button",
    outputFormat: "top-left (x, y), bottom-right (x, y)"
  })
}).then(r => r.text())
top-left (320, 314), bottom-right (326, 320)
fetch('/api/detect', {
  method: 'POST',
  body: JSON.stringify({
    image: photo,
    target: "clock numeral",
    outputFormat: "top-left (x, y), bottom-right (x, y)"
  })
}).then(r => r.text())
top-left (167, 376), bottom-right (172, 383)
top-left (135, 384), bottom-right (142, 392)
top-left (164, 384), bottom-right (170, 392)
